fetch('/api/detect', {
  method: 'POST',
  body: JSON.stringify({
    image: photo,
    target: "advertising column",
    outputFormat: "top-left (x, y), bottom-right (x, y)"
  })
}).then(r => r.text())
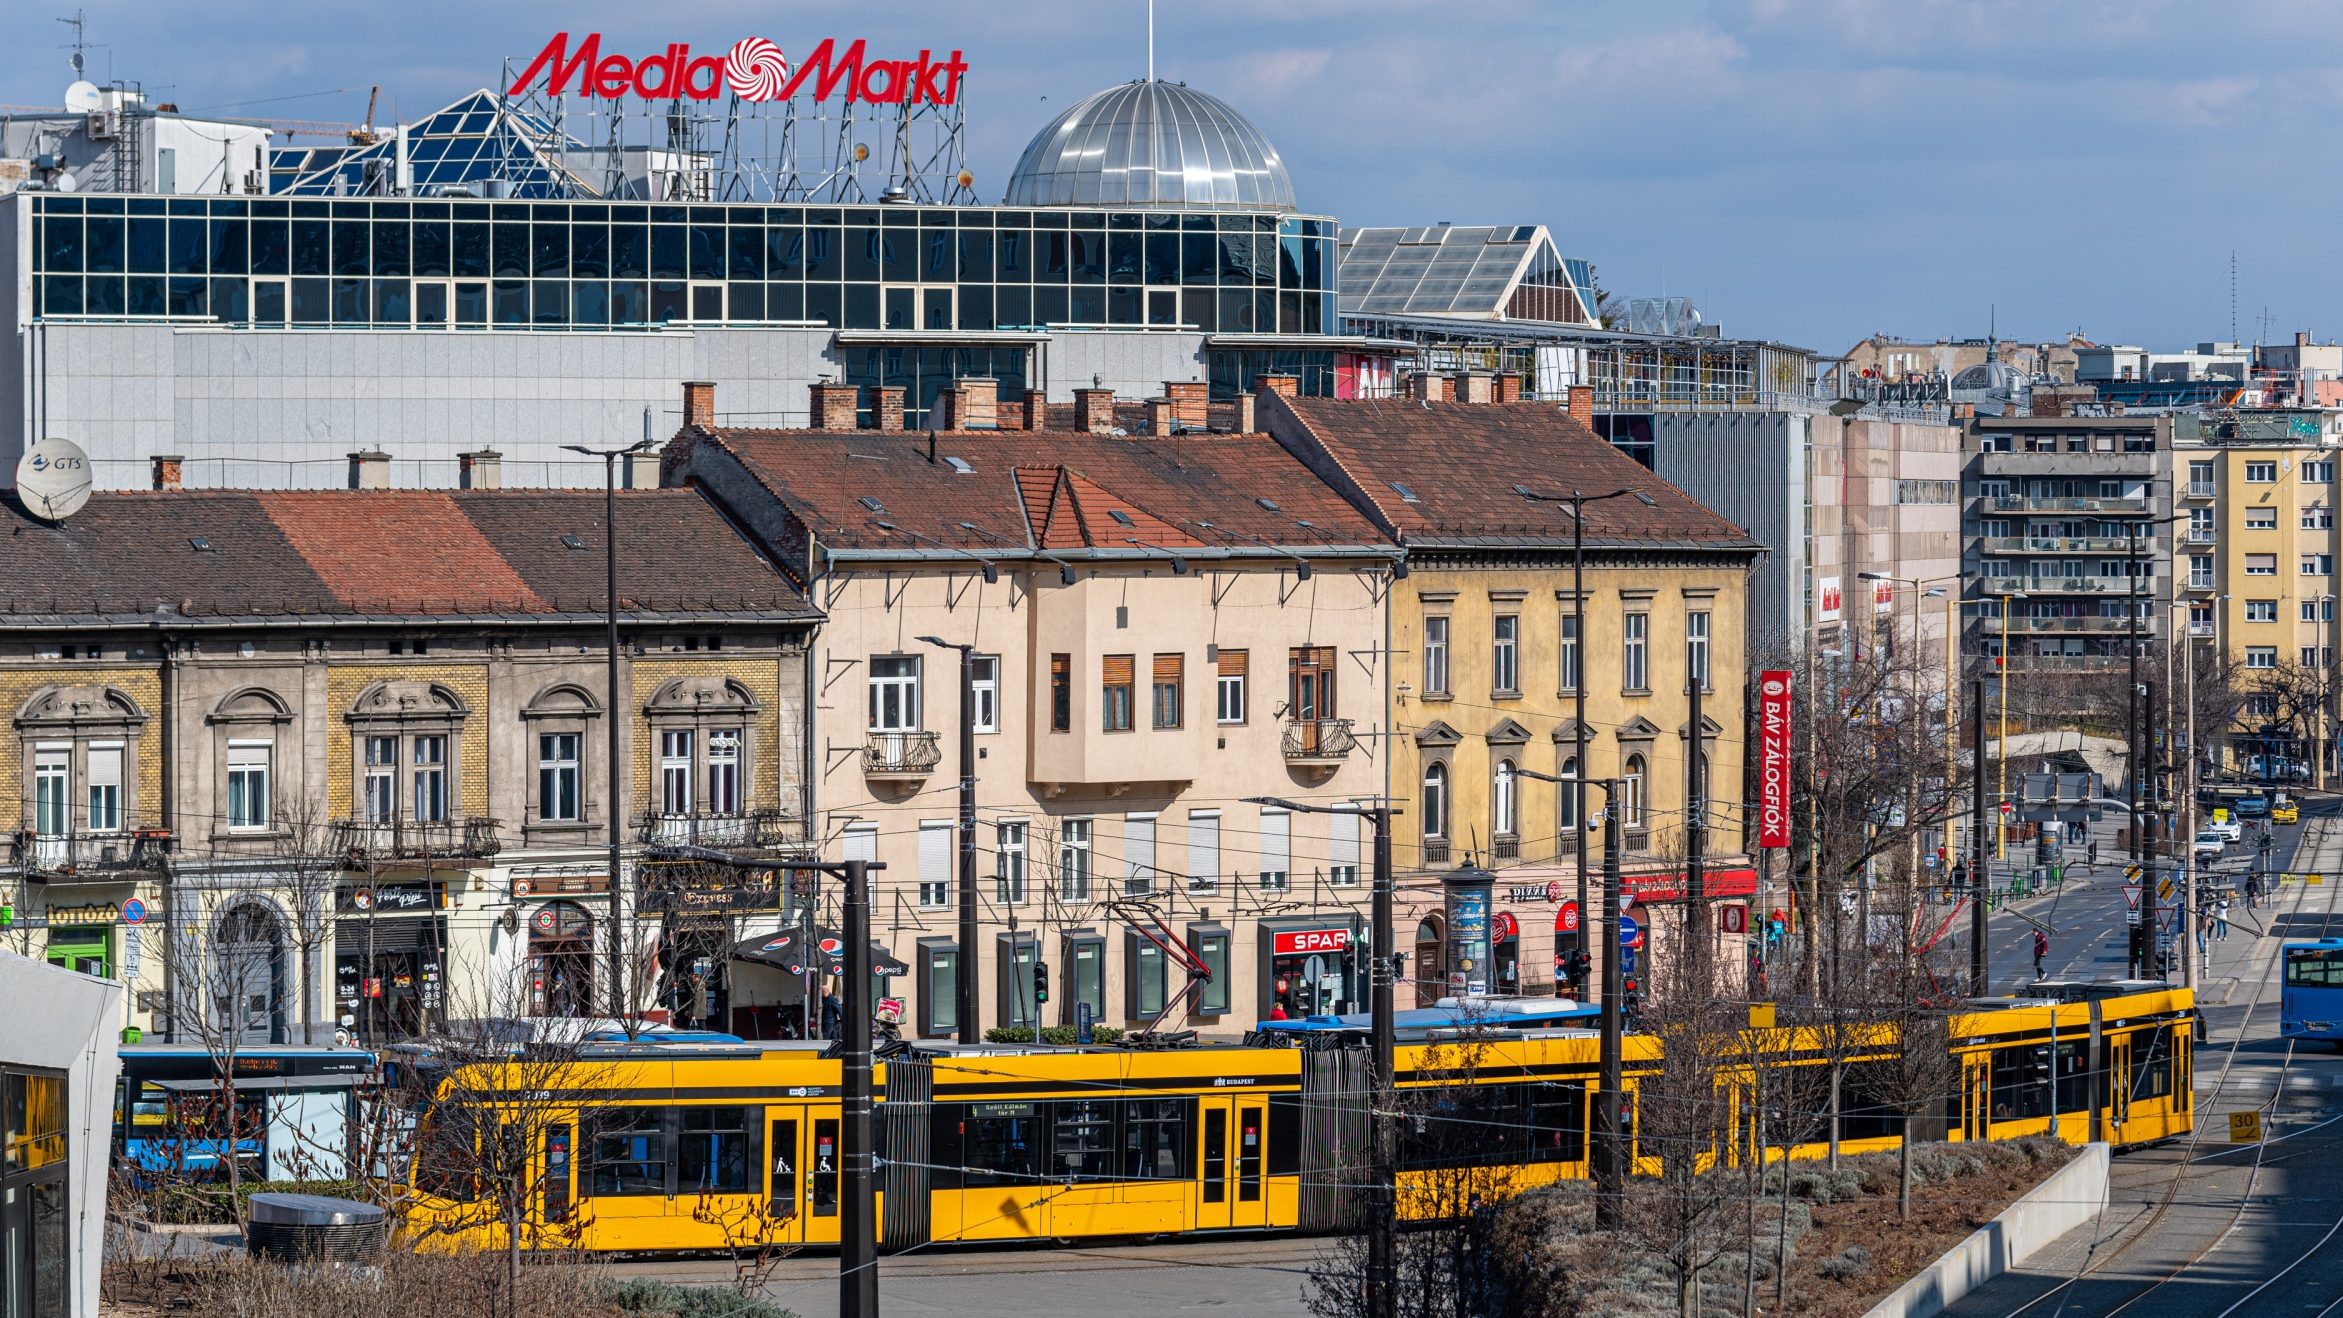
top-left (1442, 862), bottom-right (1496, 996)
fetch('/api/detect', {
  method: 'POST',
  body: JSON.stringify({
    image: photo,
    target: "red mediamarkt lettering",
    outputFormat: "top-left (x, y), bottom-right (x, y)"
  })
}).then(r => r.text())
top-left (508, 33), bottom-right (967, 104)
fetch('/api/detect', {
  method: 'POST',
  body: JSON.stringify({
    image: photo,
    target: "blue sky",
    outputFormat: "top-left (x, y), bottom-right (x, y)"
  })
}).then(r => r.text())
top-left (10, 0), bottom-right (2337, 354)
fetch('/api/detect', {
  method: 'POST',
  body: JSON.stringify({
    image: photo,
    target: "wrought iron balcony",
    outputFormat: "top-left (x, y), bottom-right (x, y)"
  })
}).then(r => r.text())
top-left (863, 731), bottom-right (942, 780)
top-left (8, 829), bottom-right (170, 881)
top-left (1282, 717), bottom-right (1358, 765)
top-left (331, 816), bottom-right (503, 861)
top-left (638, 806), bottom-right (810, 858)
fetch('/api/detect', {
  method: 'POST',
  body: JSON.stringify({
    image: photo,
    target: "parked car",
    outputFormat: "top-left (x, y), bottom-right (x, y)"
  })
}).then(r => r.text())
top-left (2193, 830), bottom-right (2226, 859)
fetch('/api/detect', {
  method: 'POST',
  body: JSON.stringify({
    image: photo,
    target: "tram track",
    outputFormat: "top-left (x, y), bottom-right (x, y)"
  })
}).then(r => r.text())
top-left (1988, 813), bottom-right (2343, 1318)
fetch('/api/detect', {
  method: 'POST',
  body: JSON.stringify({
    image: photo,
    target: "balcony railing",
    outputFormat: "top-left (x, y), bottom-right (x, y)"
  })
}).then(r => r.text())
top-left (8, 829), bottom-right (170, 880)
top-left (2189, 621), bottom-right (2217, 637)
top-left (1983, 495), bottom-right (2153, 515)
top-left (863, 731), bottom-right (942, 779)
top-left (638, 807), bottom-right (810, 856)
top-left (331, 816), bottom-right (503, 861)
top-left (2009, 616), bottom-right (2153, 634)
top-left (1492, 836), bottom-right (1521, 862)
top-left (1421, 840), bottom-right (1452, 867)
top-left (1978, 536), bottom-right (2138, 555)
top-left (1282, 717), bottom-right (1358, 764)
top-left (2187, 527), bottom-right (2217, 543)
top-left (2006, 654), bottom-right (2127, 671)
top-left (1984, 576), bottom-right (2127, 596)
top-left (2186, 481), bottom-right (2218, 498)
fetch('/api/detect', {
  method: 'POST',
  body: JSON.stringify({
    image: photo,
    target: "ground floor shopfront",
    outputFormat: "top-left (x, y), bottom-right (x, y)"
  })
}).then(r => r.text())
top-left (1398, 859), bottom-right (1759, 1006)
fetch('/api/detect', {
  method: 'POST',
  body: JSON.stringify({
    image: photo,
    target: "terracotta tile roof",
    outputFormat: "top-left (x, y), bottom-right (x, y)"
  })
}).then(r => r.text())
top-left (689, 427), bottom-right (1388, 555)
top-left (0, 489), bottom-right (810, 623)
top-left (1269, 397), bottom-right (1762, 553)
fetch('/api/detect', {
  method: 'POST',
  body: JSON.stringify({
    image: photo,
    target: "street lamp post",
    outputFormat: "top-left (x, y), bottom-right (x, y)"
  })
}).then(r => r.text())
top-left (562, 436), bottom-right (655, 1018)
top-left (918, 637), bottom-right (982, 1043)
top-left (1516, 485), bottom-right (1656, 1000)
top-left (1857, 572), bottom-right (1953, 908)
top-left (1996, 589), bottom-right (2027, 862)
top-left (1245, 795), bottom-right (1395, 1318)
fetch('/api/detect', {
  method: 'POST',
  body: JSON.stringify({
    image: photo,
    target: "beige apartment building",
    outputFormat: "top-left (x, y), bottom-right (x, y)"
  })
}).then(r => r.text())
top-left (671, 378), bottom-right (1401, 1038)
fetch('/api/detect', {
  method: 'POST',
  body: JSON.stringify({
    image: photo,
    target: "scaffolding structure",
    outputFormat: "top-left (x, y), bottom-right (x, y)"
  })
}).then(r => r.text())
top-left (1343, 311), bottom-right (1826, 412)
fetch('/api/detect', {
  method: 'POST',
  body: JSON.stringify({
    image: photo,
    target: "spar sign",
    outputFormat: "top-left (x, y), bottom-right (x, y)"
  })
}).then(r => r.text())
top-left (509, 34), bottom-right (969, 106)
top-left (1757, 669), bottom-right (1793, 848)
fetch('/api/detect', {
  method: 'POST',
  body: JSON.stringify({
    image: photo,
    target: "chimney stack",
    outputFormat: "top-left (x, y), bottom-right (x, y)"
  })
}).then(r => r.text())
top-left (1233, 392), bottom-right (1257, 432)
top-left (810, 381), bottom-right (859, 431)
top-left (1453, 371), bottom-right (1494, 404)
top-left (1075, 386), bottom-right (1117, 434)
top-left (150, 455), bottom-right (184, 492)
top-left (348, 450), bottom-right (391, 490)
top-left (1022, 388), bottom-right (1050, 430)
top-left (1495, 373), bottom-right (1524, 404)
top-left (1411, 373), bottom-right (1450, 403)
top-left (935, 386), bottom-right (965, 432)
top-left (1565, 386), bottom-right (1594, 428)
top-left (872, 385), bottom-right (906, 431)
top-left (459, 449), bottom-right (503, 490)
top-left (958, 377), bottom-right (998, 430)
top-left (1165, 380), bottom-right (1209, 429)
top-left (1146, 396), bottom-right (1176, 435)
top-left (1255, 373), bottom-right (1299, 399)
top-left (682, 380), bottom-right (717, 429)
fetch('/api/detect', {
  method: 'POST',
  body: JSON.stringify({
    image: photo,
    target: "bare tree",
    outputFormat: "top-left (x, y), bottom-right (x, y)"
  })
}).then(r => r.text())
top-left (270, 797), bottom-right (347, 1045)
top-left (158, 884), bottom-right (287, 1235)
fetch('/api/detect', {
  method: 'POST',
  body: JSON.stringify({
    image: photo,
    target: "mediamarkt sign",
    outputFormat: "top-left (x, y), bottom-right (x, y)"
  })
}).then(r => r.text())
top-left (509, 33), bottom-right (968, 105)
top-left (1757, 669), bottom-right (1793, 849)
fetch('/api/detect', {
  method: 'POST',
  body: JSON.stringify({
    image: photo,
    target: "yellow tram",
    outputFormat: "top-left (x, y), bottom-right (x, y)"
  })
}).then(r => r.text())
top-left (396, 981), bottom-right (2194, 1253)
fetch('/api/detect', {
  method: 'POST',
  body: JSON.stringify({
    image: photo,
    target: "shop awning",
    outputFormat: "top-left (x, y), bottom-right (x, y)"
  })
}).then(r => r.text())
top-left (730, 928), bottom-right (908, 978)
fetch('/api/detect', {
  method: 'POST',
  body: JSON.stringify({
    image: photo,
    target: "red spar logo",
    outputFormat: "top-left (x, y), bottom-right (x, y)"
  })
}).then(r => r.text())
top-left (508, 33), bottom-right (968, 105)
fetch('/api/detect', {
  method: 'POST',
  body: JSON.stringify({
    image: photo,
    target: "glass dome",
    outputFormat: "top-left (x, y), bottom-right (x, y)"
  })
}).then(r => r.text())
top-left (1003, 80), bottom-right (1297, 212)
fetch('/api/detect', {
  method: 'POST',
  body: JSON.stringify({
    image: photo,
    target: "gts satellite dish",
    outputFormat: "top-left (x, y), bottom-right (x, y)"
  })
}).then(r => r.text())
top-left (17, 437), bottom-right (93, 521)
top-left (64, 80), bottom-right (102, 113)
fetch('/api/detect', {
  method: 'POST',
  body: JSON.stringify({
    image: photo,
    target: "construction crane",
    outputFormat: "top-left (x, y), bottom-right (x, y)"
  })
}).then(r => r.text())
top-left (347, 86), bottom-right (380, 145)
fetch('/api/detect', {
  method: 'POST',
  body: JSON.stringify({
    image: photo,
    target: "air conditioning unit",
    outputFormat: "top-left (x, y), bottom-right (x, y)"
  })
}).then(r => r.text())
top-left (85, 111), bottom-right (117, 140)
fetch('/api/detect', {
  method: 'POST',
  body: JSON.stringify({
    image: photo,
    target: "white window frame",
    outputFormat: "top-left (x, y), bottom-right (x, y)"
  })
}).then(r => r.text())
top-left (1559, 755), bottom-right (1580, 832)
top-left (1216, 667), bottom-right (1247, 724)
top-left (705, 728), bottom-right (741, 815)
top-left (537, 732), bottom-right (581, 822)
top-left (225, 739), bottom-right (271, 832)
top-left (85, 740), bottom-right (123, 834)
top-left (1492, 614), bottom-right (1520, 693)
top-left (970, 654), bottom-right (1000, 734)
top-left (363, 734), bottom-right (398, 824)
top-left (1559, 611), bottom-right (1581, 693)
top-left (1423, 615), bottom-right (1450, 696)
top-left (2245, 600), bottom-right (2278, 622)
top-left (918, 820), bottom-right (954, 910)
top-left (1258, 809), bottom-right (1290, 892)
top-left (1423, 761), bottom-right (1449, 840)
top-left (411, 732), bottom-right (449, 824)
top-left (1329, 810), bottom-right (1360, 886)
top-left (1687, 610), bottom-right (1711, 690)
top-left (1059, 818), bottom-right (1092, 901)
top-left (1123, 812), bottom-right (1158, 897)
top-left (1623, 612), bottom-right (1650, 692)
top-left (868, 654), bottom-right (922, 731)
top-left (660, 728), bottom-right (695, 815)
top-left (2247, 647), bottom-right (2278, 669)
top-left (32, 744), bottom-right (68, 837)
top-left (996, 819), bottom-right (1028, 905)
top-left (1622, 754), bottom-right (1647, 828)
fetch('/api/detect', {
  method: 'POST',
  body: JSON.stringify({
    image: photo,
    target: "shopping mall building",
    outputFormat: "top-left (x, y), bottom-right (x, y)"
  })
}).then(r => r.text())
top-left (3, 61), bottom-right (1401, 489)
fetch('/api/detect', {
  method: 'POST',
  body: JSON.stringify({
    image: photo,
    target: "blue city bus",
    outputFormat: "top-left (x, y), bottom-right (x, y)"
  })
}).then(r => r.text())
top-left (2281, 940), bottom-right (2343, 1045)
top-left (1246, 996), bottom-right (1602, 1047)
top-left (113, 1044), bottom-right (377, 1182)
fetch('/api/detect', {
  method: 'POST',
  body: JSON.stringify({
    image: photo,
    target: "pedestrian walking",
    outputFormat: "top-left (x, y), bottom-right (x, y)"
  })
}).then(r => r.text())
top-left (2216, 897), bottom-right (2231, 942)
top-left (2032, 928), bottom-right (2049, 979)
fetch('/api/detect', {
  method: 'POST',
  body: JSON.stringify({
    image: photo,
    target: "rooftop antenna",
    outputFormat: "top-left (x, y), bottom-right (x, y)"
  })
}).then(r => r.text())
top-left (2229, 250), bottom-right (2238, 345)
top-left (1148, 0), bottom-right (1155, 81)
top-left (58, 9), bottom-right (90, 78)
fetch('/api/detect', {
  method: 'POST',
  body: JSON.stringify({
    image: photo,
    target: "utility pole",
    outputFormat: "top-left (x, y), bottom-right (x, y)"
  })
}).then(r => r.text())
top-left (920, 637), bottom-right (981, 1041)
top-left (840, 857), bottom-right (879, 1318)
top-left (2128, 520), bottom-right (2147, 979)
top-left (562, 435), bottom-right (655, 1017)
top-left (1243, 794), bottom-right (1396, 1316)
top-left (1971, 677), bottom-right (1988, 994)
top-left (1594, 777), bottom-right (1626, 1230)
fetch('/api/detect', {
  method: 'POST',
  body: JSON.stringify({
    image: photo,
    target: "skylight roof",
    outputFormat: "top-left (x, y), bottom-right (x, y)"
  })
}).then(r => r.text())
top-left (272, 90), bottom-right (590, 199)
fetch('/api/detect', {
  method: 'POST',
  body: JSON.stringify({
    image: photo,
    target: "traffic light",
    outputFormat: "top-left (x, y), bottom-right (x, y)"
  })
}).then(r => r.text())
top-left (1621, 976), bottom-right (1642, 1026)
top-left (2127, 924), bottom-right (2146, 976)
top-left (1033, 961), bottom-right (1050, 1005)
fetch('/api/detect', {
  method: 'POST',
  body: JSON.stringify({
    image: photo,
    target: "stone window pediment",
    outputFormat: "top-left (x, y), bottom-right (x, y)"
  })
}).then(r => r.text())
top-left (644, 675), bottom-right (761, 718)
top-left (1616, 715), bottom-right (1663, 742)
top-left (522, 683), bottom-right (603, 720)
top-left (1484, 717), bottom-right (1532, 747)
top-left (1678, 715), bottom-right (1725, 741)
top-left (16, 684), bottom-right (147, 732)
top-left (1414, 720), bottom-right (1462, 750)
top-left (1550, 718), bottom-right (1589, 745)
top-left (348, 680), bottom-right (469, 726)
top-left (209, 687), bottom-right (294, 726)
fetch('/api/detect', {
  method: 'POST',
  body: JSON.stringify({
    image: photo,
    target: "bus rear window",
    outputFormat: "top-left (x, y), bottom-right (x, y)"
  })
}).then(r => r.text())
top-left (2286, 950), bottom-right (2343, 987)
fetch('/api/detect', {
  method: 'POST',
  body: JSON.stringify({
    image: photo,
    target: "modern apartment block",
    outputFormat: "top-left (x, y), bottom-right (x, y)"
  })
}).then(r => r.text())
top-left (1964, 413), bottom-right (2178, 664)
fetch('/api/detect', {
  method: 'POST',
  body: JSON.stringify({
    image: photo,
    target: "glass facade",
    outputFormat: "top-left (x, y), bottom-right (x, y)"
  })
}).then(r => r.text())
top-left (27, 194), bottom-right (1338, 337)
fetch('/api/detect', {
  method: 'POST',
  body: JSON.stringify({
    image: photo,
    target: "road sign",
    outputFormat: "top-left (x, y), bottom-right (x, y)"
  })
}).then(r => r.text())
top-left (1618, 915), bottom-right (1642, 947)
top-left (2312, 875), bottom-right (2327, 886)
top-left (2229, 1110), bottom-right (2263, 1143)
top-left (123, 926), bottom-right (141, 980)
top-left (2158, 878), bottom-right (2175, 902)
top-left (120, 897), bottom-right (147, 925)
top-left (1621, 948), bottom-right (1638, 975)
top-left (2124, 865), bottom-right (2144, 881)
top-left (2122, 884), bottom-right (2141, 911)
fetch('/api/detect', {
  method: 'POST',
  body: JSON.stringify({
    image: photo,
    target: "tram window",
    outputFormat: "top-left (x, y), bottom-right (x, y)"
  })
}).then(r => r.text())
top-left (1837, 1062), bottom-right (1904, 1142)
top-left (1400, 1083), bottom-right (1530, 1170)
top-left (959, 1102), bottom-right (1040, 1189)
top-left (2132, 1028), bottom-right (2173, 1102)
top-left (1267, 1093), bottom-right (1300, 1177)
top-left (1122, 1099), bottom-right (1190, 1179)
top-left (413, 1106), bottom-right (482, 1202)
top-left (586, 1108), bottom-right (669, 1197)
top-left (543, 1125), bottom-right (572, 1223)
top-left (812, 1119), bottom-right (839, 1217)
top-left (1052, 1099), bottom-right (1117, 1181)
top-left (1989, 1045), bottom-right (2052, 1122)
top-left (678, 1106), bottom-right (761, 1194)
top-left (1528, 1083), bottom-right (1589, 1163)
top-left (2055, 1041), bottom-right (2092, 1114)
top-left (2174, 1028), bottom-right (2192, 1110)
top-left (926, 1105), bottom-right (964, 1190)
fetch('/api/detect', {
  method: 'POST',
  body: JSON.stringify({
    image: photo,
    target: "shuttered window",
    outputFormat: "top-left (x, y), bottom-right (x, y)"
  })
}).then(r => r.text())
top-left (1102, 655), bottom-right (1134, 731)
top-left (1152, 654), bottom-right (1183, 729)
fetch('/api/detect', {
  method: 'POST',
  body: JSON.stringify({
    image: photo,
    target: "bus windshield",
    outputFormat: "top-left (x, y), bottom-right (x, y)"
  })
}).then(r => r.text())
top-left (2284, 947), bottom-right (2343, 987)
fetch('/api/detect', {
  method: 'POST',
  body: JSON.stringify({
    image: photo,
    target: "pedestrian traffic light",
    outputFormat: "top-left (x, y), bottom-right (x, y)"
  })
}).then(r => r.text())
top-left (1033, 961), bottom-right (1050, 1005)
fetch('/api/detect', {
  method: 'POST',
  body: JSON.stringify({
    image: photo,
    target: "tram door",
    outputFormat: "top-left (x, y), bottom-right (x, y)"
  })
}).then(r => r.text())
top-left (767, 1106), bottom-right (841, 1245)
top-left (1197, 1096), bottom-right (1268, 1231)
top-left (1197, 1097), bottom-right (1232, 1230)
top-left (1961, 1054), bottom-right (1991, 1141)
top-left (2105, 1035), bottom-right (2134, 1142)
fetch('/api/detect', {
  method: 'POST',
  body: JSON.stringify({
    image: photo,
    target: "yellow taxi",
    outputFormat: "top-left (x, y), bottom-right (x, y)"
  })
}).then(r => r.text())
top-left (2274, 800), bottom-right (2300, 824)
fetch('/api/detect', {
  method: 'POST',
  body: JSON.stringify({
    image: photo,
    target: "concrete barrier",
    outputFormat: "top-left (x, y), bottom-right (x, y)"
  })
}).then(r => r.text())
top-left (1858, 1142), bottom-right (2110, 1318)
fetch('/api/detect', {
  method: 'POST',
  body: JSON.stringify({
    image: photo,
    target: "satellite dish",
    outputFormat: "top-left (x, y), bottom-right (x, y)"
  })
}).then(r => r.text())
top-left (16, 437), bottom-right (93, 522)
top-left (64, 80), bottom-right (101, 113)
top-left (52, 173), bottom-right (77, 193)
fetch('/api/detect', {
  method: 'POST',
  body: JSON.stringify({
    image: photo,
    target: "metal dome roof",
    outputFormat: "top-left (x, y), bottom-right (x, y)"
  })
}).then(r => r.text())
top-left (1003, 80), bottom-right (1297, 212)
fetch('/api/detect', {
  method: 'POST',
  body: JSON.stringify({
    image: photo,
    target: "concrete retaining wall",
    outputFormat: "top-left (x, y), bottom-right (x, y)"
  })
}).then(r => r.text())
top-left (1859, 1142), bottom-right (2110, 1318)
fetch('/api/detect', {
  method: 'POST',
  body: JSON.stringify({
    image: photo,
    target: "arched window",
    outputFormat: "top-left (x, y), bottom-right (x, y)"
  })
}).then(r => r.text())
top-left (1422, 762), bottom-right (1449, 839)
top-left (1493, 759), bottom-right (1517, 837)
top-left (214, 902), bottom-right (286, 1046)
top-left (1414, 916), bottom-right (1446, 1008)
top-left (1558, 756), bottom-right (1580, 831)
top-left (1622, 754), bottom-right (1647, 828)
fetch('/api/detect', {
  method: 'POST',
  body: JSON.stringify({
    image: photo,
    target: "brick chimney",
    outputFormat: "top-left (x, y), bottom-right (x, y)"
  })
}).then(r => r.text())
top-left (1495, 373), bottom-right (1524, 404)
top-left (348, 450), bottom-right (391, 490)
top-left (1022, 388), bottom-right (1050, 430)
top-left (1255, 373), bottom-right (1299, 398)
top-left (1233, 393), bottom-right (1257, 432)
top-left (1454, 371), bottom-right (1494, 404)
top-left (682, 380), bottom-right (716, 429)
top-left (1146, 397), bottom-right (1176, 435)
top-left (1166, 380), bottom-right (1209, 429)
top-left (872, 385), bottom-right (906, 431)
top-left (957, 377), bottom-right (998, 430)
top-left (150, 455), bottom-right (184, 492)
top-left (1411, 372), bottom-right (1450, 403)
top-left (1565, 386), bottom-right (1594, 428)
top-left (934, 385), bottom-right (965, 431)
top-left (1075, 386), bottom-right (1116, 434)
top-left (459, 449), bottom-right (503, 490)
top-left (810, 381), bottom-right (859, 431)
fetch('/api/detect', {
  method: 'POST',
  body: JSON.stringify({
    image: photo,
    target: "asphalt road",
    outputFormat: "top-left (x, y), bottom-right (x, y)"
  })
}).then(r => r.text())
top-left (1941, 799), bottom-right (2343, 1318)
